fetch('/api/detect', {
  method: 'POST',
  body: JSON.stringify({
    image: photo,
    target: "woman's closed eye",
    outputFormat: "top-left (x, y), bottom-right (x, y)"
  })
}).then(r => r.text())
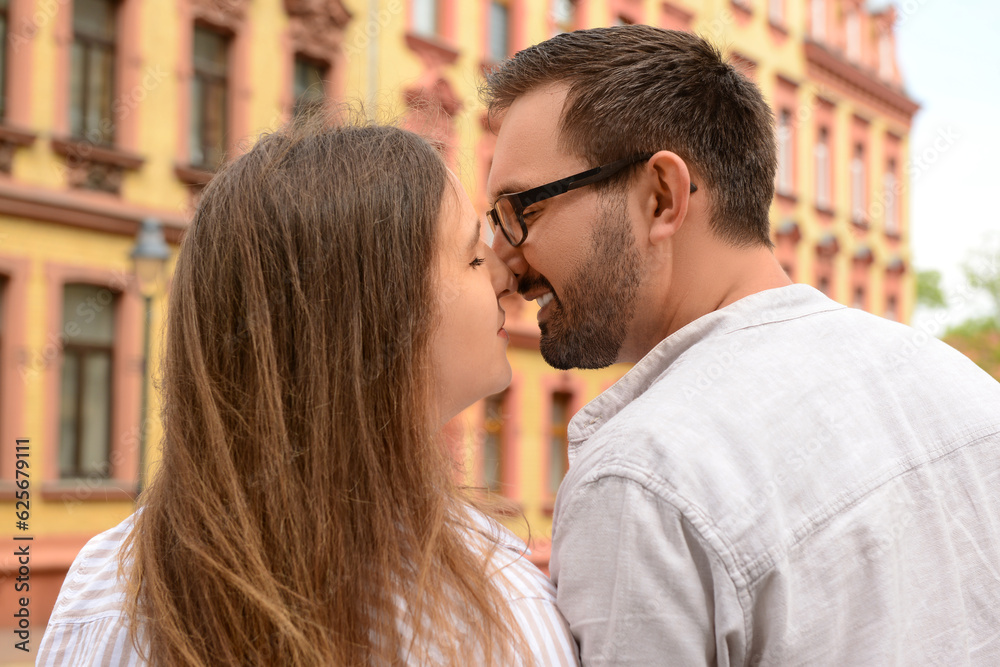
top-left (470, 256), bottom-right (486, 268)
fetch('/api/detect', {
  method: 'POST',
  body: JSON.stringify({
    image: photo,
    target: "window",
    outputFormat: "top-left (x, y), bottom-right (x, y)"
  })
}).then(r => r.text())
top-left (59, 284), bottom-right (116, 480)
top-left (768, 0), bottom-right (783, 24)
top-left (878, 31), bottom-right (893, 79)
top-left (852, 286), bottom-right (865, 310)
top-left (488, 1), bottom-right (509, 63)
top-left (851, 144), bottom-right (866, 224)
top-left (818, 275), bottom-right (830, 296)
top-left (293, 56), bottom-right (327, 118)
top-left (548, 391), bottom-right (571, 494)
top-left (845, 11), bottom-right (860, 61)
top-left (551, 0), bottom-right (574, 35)
top-left (190, 25), bottom-right (229, 170)
top-left (412, 0), bottom-right (438, 37)
top-left (815, 127), bottom-right (831, 209)
top-left (70, 0), bottom-right (117, 145)
top-left (0, 0), bottom-right (9, 120)
top-left (776, 109), bottom-right (793, 195)
top-left (482, 392), bottom-right (506, 492)
top-left (884, 160), bottom-right (898, 235)
top-left (885, 295), bottom-right (898, 321)
top-left (811, 0), bottom-right (825, 40)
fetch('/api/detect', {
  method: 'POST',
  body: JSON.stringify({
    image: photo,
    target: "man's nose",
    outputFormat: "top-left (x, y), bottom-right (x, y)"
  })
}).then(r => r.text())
top-left (490, 229), bottom-right (528, 281)
top-left (486, 246), bottom-right (517, 298)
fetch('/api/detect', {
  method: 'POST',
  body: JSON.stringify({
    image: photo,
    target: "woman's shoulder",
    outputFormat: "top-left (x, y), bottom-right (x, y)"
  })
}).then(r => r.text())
top-left (37, 514), bottom-right (141, 666)
top-left (463, 509), bottom-right (580, 665)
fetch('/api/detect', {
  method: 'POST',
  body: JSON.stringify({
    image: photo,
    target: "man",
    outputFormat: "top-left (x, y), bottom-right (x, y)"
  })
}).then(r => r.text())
top-left (484, 26), bottom-right (1000, 665)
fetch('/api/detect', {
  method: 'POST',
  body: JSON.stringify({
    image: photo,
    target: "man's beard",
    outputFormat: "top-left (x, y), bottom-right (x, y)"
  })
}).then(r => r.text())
top-left (539, 194), bottom-right (642, 370)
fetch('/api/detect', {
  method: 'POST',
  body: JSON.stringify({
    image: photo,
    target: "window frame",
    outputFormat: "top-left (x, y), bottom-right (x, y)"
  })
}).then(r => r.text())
top-left (189, 23), bottom-right (231, 171)
top-left (0, 0), bottom-right (9, 121)
top-left (547, 391), bottom-right (571, 495)
top-left (411, 0), bottom-right (440, 39)
top-left (58, 316), bottom-right (116, 480)
top-left (481, 390), bottom-right (508, 493)
top-left (883, 161), bottom-right (898, 236)
top-left (292, 54), bottom-right (330, 119)
top-left (41, 263), bottom-right (143, 500)
top-left (811, 0), bottom-right (826, 41)
top-left (69, 0), bottom-right (119, 146)
top-left (487, 0), bottom-right (511, 64)
top-left (850, 143), bottom-right (866, 225)
top-left (768, 0), bottom-right (783, 25)
top-left (815, 126), bottom-right (831, 210)
top-left (776, 108), bottom-right (794, 196)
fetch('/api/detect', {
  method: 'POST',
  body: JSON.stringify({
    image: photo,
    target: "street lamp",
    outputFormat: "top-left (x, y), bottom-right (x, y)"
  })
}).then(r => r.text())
top-left (130, 217), bottom-right (170, 496)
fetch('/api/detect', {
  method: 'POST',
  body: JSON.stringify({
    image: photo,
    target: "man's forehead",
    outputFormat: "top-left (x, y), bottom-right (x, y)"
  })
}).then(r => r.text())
top-left (488, 83), bottom-right (576, 197)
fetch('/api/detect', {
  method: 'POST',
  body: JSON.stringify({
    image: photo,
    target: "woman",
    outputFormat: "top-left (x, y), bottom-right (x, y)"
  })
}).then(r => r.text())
top-left (38, 120), bottom-right (578, 665)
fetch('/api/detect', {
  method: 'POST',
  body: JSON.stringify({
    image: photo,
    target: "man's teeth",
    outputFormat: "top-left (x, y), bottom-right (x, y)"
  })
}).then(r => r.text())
top-left (536, 292), bottom-right (555, 309)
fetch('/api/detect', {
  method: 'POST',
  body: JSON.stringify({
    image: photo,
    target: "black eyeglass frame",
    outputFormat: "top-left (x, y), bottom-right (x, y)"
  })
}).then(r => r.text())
top-left (486, 153), bottom-right (698, 248)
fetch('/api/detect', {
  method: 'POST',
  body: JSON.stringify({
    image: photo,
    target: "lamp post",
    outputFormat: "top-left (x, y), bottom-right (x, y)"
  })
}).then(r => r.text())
top-left (130, 217), bottom-right (170, 496)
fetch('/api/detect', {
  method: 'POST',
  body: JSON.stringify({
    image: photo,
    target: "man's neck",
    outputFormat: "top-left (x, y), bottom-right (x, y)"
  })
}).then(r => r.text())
top-left (618, 245), bottom-right (792, 364)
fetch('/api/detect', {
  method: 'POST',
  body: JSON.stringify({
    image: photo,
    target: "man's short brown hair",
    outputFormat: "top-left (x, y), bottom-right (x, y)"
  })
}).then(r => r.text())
top-left (483, 25), bottom-right (777, 247)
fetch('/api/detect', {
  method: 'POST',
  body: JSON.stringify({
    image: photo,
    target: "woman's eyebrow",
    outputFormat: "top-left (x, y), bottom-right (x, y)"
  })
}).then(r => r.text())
top-left (467, 219), bottom-right (482, 252)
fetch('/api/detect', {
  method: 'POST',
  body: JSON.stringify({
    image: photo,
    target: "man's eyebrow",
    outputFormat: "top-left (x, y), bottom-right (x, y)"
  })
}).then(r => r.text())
top-left (491, 181), bottom-right (531, 200)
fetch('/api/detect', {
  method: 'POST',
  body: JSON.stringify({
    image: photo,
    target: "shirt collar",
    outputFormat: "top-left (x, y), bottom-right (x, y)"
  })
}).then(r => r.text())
top-left (567, 284), bottom-right (845, 459)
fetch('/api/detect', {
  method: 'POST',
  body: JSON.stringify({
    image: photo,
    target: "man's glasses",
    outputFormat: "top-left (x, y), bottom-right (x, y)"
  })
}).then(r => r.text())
top-left (486, 153), bottom-right (698, 248)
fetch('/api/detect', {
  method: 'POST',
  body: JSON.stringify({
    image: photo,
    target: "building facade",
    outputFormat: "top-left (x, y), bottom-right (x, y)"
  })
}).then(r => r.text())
top-left (0, 0), bottom-right (915, 646)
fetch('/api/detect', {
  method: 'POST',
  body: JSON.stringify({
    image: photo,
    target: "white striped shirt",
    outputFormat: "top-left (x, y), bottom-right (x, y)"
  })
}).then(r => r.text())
top-left (38, 512), bottom-right (578, 666)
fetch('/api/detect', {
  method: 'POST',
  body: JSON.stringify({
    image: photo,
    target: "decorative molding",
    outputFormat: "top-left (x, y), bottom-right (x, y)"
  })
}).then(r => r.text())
top-left (775, 220), bottom-right (801, 243)
top-left (174, 164), bottom-right (215, 213)
top-left (0, 124), bottom-right (36, 174)
top-left (886, 256), bottom-right (906, 274)
top-left (51, 137), bottom-right (145, 195)
top-left (284, 0), bottom-right (351, 62)
top-left (660, 2), bottom-right (694, 31)
top-left (804, 40), bottom-right (919, 124)
top-left (175, 163), bottom-right (215, 187)
top-left (816, 233), bottom-right (839, 257)
top-left (852, 245), bottom-right (874, 265)
top-left (404, 32), bottom-right (460, 68)
top-left (190, 0), bottom-right (249, 31)
top-left (775, 190), bottom-right (798, 204)
top-left (404, 76), bottom-right (463, 118)
top-left (0, 181), bottom-right (187, 242)
top-left (284, 0), bottom-right (350, 26)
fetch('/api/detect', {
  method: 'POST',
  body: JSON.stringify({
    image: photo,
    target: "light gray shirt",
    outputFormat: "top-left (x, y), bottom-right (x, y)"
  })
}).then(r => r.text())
top-left (551, 284), bottom-right (1000, 666)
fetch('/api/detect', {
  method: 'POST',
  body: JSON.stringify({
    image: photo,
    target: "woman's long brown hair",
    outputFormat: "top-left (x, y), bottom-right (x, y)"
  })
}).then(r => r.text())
top-left (123, 118), bottom-right (528, 665)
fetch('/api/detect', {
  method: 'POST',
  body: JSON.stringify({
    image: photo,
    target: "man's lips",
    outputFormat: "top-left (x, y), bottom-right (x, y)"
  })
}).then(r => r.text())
top-left (519, 276), bottom-right (555, 303)
top-left (519, 276), bottom-right (558, 322)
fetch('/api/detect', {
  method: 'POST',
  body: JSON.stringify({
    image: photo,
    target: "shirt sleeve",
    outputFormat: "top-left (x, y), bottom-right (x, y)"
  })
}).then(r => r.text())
top-left (552, 475), bottom-right (745, 667)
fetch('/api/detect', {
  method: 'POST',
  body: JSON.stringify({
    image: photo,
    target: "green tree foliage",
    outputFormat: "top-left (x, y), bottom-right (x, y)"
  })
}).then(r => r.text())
top-left (962, 242), bottom-right (1000, 324)
top-left (916, 269), bottom-right (948, 310)
top-left (943, 239), bottom-right (1000, 380)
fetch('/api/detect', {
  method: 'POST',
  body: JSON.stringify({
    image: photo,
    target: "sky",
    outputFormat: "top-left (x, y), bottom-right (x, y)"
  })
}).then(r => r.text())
top-left (895, 0), bottom-right (1000, 331)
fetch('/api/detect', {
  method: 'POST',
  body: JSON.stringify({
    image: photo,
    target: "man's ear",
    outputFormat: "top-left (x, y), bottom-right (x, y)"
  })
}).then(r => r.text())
top-left (644, 151), bottom-right (693, 245)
